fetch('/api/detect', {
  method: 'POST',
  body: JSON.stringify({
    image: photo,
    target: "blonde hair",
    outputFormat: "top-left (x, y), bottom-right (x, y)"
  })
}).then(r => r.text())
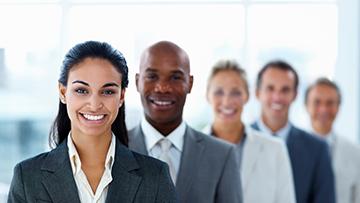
top-left (207, 59), bottom-right (249, 96)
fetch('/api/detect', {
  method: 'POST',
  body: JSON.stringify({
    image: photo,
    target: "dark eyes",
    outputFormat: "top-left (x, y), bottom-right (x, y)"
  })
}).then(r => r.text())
top-left (75, 88), bottom-right (88, 95)
top-left (214, 90), bottom-right (224, 96)
top-left (171, 74), bottom-right (183, 80)
top-left (74, 88), bottom-right (116, 96)
top-left (144, 73), bottom-right (183, 81)
top-left (213, 90), bottom-right (241, 97)
top-left (145, 73), bottom-right (158, 80)
top-left (103, 89), bottom-right (115, 95)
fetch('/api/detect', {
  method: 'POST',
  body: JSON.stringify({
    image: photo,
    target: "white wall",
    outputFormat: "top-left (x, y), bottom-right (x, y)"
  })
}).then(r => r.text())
top-left (334, 0), bottom-right (360, 143)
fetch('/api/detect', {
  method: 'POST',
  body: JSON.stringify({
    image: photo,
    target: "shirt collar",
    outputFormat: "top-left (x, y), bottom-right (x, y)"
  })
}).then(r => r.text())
top-left (257, 118), bottom-right (292, 141)
top-left (141, 117), bottom-right (185, 152)
top-left (67, 132), bottom-right (116, 175)
top-left (312, 129), bottom-right (335, 146)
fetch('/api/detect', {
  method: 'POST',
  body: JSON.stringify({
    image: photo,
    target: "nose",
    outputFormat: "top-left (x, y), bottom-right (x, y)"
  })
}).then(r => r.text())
top-left (88, 94), bottom-right (103, 111)
top-left (317, 104), bottom-right (328, 114)
top-left (222, 94), bottom-right (232, 106)
top-left (154, 81), bottom-right (172, 93)
top-left (271, 91), bottom-right (282, 102)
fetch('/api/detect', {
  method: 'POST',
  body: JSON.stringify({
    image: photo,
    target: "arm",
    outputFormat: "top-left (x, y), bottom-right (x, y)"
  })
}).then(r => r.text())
top-left (155, 163), bottom-right (178, 203)
top-left (7, 164), bottom-right (26, 203)
top-left (275, 142), bottom-right (296, 203)
top-left (353, 154), bottom-right (360, 203)
top-left (313, 143), bottom-right (336, 203)
top-left (215, 146), bottom-right (243, 203)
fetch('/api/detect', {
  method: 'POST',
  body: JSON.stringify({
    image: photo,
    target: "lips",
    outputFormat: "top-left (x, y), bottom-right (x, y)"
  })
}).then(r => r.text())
top-left (219, 107), bottom-right (236, 116)
top-left (83, 114), bottom-right (105, 121)
top-left (80, 113), bottom-right (106, 123)
top-left (148, 95), bottom-right (176, 110)
top-left (270, 103), bottom-right (284, 111)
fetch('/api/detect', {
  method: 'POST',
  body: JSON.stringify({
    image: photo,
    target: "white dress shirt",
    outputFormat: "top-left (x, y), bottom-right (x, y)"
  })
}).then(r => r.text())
top-left (67, 133), bottom-right (116, 203)
top-left (141, 117), bottom-right (185, 183)
top-left (312, 130), bottom-right (334, 146)
top-left (257, 118), bottom-right (291, 141)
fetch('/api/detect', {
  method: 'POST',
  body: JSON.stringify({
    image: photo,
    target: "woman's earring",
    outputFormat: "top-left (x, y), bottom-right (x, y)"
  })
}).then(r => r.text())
top-left (60, 97), bottom-right (66, 104)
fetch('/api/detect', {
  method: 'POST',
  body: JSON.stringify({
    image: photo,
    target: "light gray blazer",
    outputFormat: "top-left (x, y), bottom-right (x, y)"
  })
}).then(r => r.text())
top-left (7, 138), bottom-right (177, 203)
top-left (202, 126), bottom-right (295, 203)
top-left (241, 128), bottom-right (296, 203)
top-left (332, 134), bottom-right (360, 203)
top-left (128, 124), bottom-right (243, 203)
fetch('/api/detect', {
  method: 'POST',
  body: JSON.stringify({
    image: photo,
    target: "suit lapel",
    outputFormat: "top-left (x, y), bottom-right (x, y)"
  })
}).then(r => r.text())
top-left (286, 127), bottom-right (299, 160)
top-left (175, 126), bottom-right (205, 200)
top-left (241, 133), bottom-right (263, 191)
top-left (128, 125), bottom-right (148, 155)
top-left (41, 140), bottom-right (81, 203)
top-left (106, 139), bottom-right (142, 203)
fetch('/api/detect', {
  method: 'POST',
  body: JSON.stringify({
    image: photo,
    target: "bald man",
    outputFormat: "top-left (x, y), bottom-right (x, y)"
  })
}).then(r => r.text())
top-left (305, 77), bottom-right (360, 203)
top-left (128, 41), bottom-right (243, 203)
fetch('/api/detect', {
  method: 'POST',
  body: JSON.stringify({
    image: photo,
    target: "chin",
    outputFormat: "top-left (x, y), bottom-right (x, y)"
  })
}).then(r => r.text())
top-left (81, 128), bottom-right (109, 137)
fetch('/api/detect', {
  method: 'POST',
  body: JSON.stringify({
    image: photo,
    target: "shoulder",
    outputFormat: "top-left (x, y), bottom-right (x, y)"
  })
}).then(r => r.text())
top-left (248, 128), bottom-right (284, 146)
top-left (187, 126), bottom-right (235, 151)
top-left (334, 135), bottom-right (360, 158)
top-left (291, 126), bottom-right (328, 149)
top-left (128, 125), bottom-right (141, 137)
top-left (247, 128), bottom-right (289, 157)
top-left (131, 150), bottom-right (167, 171)
top-left (14, 151), bottom-right (51, 173)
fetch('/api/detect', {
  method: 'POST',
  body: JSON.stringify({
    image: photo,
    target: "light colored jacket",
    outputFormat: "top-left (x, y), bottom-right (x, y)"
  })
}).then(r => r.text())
top-left (332, 134), bottom-right (360, 203)
top-left (203, 125), bottom-right (296, 203)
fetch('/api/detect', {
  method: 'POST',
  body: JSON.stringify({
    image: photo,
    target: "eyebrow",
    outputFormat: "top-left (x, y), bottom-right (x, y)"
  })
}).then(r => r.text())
top-left (144, 68), bottom-right (157, 73)
top-left (72, 80), bottom-right (120, 88)
top-left (72, 80), bottom-right (89, 86)
top-left (145, 68), bottom-right (186, 75)
top-left (103, 82), bottom-right (120, 88)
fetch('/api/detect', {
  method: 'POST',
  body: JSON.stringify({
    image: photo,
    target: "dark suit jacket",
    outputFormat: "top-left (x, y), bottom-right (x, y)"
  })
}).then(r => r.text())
top-left (251, 122), bottom-right (336, 203)
top-left (128, 124), bottom-right (243, 203)
top-left (7, 138), bottom-right (177, 203)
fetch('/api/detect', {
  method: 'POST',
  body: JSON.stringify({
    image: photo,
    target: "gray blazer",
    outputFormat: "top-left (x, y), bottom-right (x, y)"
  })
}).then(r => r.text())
top-left (128, 125), bottom-right (243, 203)
top-left (7, 138), bottom-right (177, 203)
top-left (332, 134), bottom-right (360, 203)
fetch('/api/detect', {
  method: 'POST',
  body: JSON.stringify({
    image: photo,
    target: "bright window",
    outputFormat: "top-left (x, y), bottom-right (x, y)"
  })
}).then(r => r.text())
top-left (0, 1), bottom-right (351, 199)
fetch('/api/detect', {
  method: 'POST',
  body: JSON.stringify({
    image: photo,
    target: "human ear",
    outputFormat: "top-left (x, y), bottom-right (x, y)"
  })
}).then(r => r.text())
top-left (135, 73), bottom-right (140, 92)
top-left (188, 75), bottom-right (194, 93)
top-left (58, 83), bottom-right (67, 104)
top-left (119, 89), bottom-right (126, 107)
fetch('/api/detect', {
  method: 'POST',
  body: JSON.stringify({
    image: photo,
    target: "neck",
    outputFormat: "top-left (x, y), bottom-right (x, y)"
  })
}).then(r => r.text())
top-left (313, 124), bottom-right (332, 137)
top-left (212, 120), bottom-right (244, 144)
top-left (71, 130), bottom-right (112, 166)
top-left (146, 117), bottom-right (182, 136)
top-left (262, 114), bottom-right (288, 133)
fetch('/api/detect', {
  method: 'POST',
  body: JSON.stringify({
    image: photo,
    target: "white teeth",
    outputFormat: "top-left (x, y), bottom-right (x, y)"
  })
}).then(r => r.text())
top-left (271, 103), bottom-right (283, 110)
top-left (153, 100), bottom-right (172, 106)
top-left (220, 108), bottom-right (236, 115)
top-left (83, 114), bottom-right (104, 121)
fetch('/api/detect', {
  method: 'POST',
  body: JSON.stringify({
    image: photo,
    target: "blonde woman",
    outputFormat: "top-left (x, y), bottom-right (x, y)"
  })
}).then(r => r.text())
top-left (204, 60), bottom-right (295, 203)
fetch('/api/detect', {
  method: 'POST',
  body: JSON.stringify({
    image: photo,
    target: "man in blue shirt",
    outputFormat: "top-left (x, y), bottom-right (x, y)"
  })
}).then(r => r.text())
top-left (251, 60), bottom-right (336, 203)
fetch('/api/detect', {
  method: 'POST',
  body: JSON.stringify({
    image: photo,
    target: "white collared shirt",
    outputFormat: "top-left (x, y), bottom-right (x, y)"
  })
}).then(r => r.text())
top-left (67, 133), bottom-right (116, 203)
top-left (141, 117), bottom-right (184, 182)
top-left (257, 118), bottom-right (291, 141)
top-left (311, 129), bottom-right (334, 146)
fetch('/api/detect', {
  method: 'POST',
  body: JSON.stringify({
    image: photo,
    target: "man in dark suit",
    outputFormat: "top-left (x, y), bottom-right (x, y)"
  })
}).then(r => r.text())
top-left (251, 60), bottom-right (335, 203)
top-left (128, 41), bottom-right (243, 203)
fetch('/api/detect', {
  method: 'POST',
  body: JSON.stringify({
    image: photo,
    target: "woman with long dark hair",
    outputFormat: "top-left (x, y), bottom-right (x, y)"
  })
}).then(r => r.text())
top-left (8, 41), bottom-right (176, 203)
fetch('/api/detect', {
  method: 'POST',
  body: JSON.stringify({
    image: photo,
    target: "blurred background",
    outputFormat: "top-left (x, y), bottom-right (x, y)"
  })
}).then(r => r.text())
top-left (0, 0), bottom-right (358, 201)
